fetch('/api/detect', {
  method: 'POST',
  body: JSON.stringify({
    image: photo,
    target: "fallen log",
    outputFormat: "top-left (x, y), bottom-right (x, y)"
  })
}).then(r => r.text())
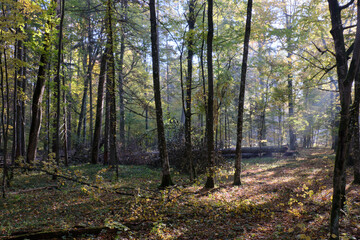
top-left (4, 226), bottom-right (118, 240)
top-left (220, 146), bottom-right (288, 155)
top-left (221, 153), bottom-right (259, 159)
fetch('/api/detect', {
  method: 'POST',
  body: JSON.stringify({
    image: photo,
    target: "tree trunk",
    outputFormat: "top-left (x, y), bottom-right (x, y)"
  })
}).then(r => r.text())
top-left (106, 0), bottom-right (118, 179)
top-left (91, 49), bottom-right (107, 165)
top-left (53, 0), bottom-right (65, 167)
top-left (62, 65), bottom-right (68, 167)
top-left (103, 88), bottom-right (110, 166)
top-left (353, 70), bottom-right (360, 184)
top-left (288, 71), bottom-right (296, 150)
top-left (12, 38), bottom-right (18, 163)
top-left (285, 6), bottom-right (296, 151)
top-left (233, 0), bottom-right (252, 186)
top-left (205, 0), bottom-right (215, 189)
top-left (26, 22), bottom-right (53, 164)
top-left (149, 0), bottom-right (173, 188)
top-left (77, 51), bottom-right (89, 144)
top-left (185, 0), bottom-right (196, 181)
top-left (328, 0), bottom-right (360, 238)
top-left (118, 0), bottom-right (127, 155)
top-left (1, 49), bottom-right (10, 197)
top-left (87, 0), bottom-right (94, 146)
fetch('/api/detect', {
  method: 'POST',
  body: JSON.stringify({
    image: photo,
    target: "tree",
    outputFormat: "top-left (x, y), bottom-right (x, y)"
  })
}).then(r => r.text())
top-left (327, 0), bottom-right (360, 238)
top-left (1, 48), bottom-right (10, 197)
top-left (351, 68), bottom-right (360, 185)
top-left (149, 0), bottom-right (173, 188)
top-left (53, 0), bottom-right (65, 167)
top-left (205, 0), bottom-right (215, 189)
top-left (118, 0), bottom-right (128, 155)
top-left (185, 0), bottom-right (197, 181)
top-left (91, 49), bottom-right (107, 164)
top-left (233, 0), bottom-right (253, 186)
top-left (105, 0), bottom-right (118, 171)
top-left (26, 1), bottom-right (57, 164)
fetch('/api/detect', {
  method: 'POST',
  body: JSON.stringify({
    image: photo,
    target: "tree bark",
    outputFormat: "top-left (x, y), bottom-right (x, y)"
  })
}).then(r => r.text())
top-left (351, 71), bottom-right (360, 184)
top-left (87, 0), bottom-right (94, 146)
top-left (77, 51), bottom-right (89, 144)
top-left (185, 0), bottom-right (196, 182)
top-left (26, 20), bottom-right (53, 164)
top-left (118, 0), bottom-right (127, 155)
top-left (149, 0), bottom-right (173, 188)
top-left (205, 0), bottom-right (215, 189)
top-left (91, 49), bottom-right (107, 165)
top-left (106, 0), bottom-right (118, 174)
top-left (53, 0), bottom-right (65, 167)
top-left (1, 49), bottom-right (10, 197)
top-left (233, 0), bottom-right (252, 186)
top-left (328, 0), bottom-right (360, 238)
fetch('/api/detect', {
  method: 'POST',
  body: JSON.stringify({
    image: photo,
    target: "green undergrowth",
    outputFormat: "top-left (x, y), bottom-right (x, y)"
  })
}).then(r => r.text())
top-left (0, 149), bottom-right (359, 239)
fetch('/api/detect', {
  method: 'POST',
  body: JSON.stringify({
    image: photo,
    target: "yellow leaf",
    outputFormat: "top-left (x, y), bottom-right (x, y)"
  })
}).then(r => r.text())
top-left (288, 228), bottom-right (294, 233)
top-left (331, 234), bottom-right (337, 238)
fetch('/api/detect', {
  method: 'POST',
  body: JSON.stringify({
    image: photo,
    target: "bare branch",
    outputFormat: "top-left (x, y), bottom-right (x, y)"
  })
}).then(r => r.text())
top-left (343, 24), bottom-right (357, 31)
top-left (340, 0), bottom-right (355, 10)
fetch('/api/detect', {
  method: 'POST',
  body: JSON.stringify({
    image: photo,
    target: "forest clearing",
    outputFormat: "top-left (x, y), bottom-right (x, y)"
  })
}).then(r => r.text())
top-left (0, 148), bottom-right (359, 239)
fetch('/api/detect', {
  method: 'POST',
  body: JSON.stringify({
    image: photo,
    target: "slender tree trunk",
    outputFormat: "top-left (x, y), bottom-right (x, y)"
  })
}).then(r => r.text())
top-left (91, 50), bottom-right (107, 165)
top-left (118, 0), bottom-right (127, 155)
top-left (67, 52), bottom-right (73, 155)
top-left (185, 0), bottom-right (196, 181)
top-left (62, 65), bottom-right (68, 167)
top-left (106, 0), bottom-right (118, 179)
top-left (288, 69), bottom-right (296, 150)
top-left (26, 23), bottom-right (53, 164)
top-left (328, 0), bottom-right (360, 238)
top-left (233, 0), bottom-right (252, 186)
top-left (205, 0), bottom-right (215, 189)
top-left (200, 4), bottom-right (206, 148)
top-left (103, 88), bottom-right (110, 165)
top-left (1, 50), bottom-right (10, 197)
top-left (77, 52), bottom-right (89, 144)
top-left (353, 76), bottom-right (360, 185)
top-left (20, 44), bottom-right (26, 159)
top-left (45, 64), bottom-right (51, 155)
top-left (12, 38), bottom-right (18, 164)
top-left (53, 0), bottom-right (65, 167)
top-left (284, 6), bottom-right (296, 151)
top-left (87, 0), bottom-right (93, 146)
top-left (149, 0), bottom-right (173, 188)
top-left (353, 70), bottom-right (360, 184)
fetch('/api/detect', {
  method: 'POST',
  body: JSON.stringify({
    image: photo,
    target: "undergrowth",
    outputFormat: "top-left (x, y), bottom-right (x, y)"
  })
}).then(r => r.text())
top-left (0, 148), bottom-right (359, 239)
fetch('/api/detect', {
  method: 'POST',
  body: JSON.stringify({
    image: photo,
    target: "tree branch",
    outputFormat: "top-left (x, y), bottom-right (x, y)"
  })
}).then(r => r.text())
top-left (340, 0), bottom-right (355, 10)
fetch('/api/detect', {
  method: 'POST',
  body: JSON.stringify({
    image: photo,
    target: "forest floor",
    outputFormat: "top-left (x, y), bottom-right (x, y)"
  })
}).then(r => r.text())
top-left (0, 148), bottom-right (359, 240)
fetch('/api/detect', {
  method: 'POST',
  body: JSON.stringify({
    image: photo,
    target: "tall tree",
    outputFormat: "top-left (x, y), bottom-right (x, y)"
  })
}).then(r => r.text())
top-left (233, 0), bottom-right (253, 186)
top-left (26, 2), bottom-right (56, 164)
top-left (327, 0), bottom-right (360, 238)
top-left (106, 0), bottom-right (118, 169)
top-left (185, 0), bottom-right (197, 181)
top-left (351, 69), bottom-right (360, 185)
top-left (149, 0), bottom-right (173, 188)
top-left (205, 0), bottom-right (215, 189)
top-left (53, 0), bottom-right (65, 166)
top-left (283, 0), bottom-right (297, 151)
top-left (1, 49), bottom-right (10, 197)
top-left (118, 0), bottom-right (128, 155)
top-left (91, 49), bottom-right (107, 164)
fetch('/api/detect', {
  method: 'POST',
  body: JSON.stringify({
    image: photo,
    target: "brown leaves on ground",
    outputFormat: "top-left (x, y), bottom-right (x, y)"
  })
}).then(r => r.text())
top-left (1, 148), bottom-right (359, 239)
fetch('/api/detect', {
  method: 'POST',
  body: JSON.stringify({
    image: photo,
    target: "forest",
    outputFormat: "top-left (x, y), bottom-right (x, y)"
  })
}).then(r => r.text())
top-left (0, 0), bottom-right (360, 239)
